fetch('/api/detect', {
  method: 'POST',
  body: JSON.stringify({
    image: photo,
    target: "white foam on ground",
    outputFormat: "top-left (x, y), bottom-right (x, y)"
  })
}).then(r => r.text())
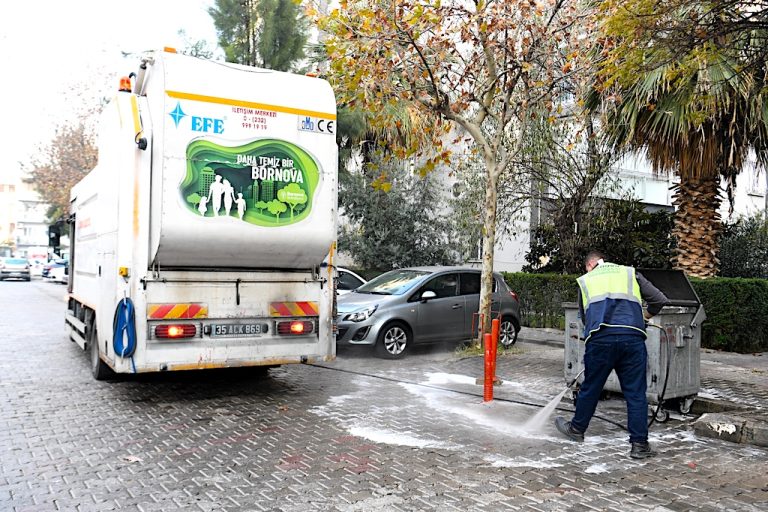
top-left (584, 463), bottom-right (610, 474)
top-left (400, 382), bottom-right (560, 441)
top-left (312, 371), bottom-right (635, 458)
top-left (310, 376), bottom-right (463, 449)
top-left (310, 394), bottom-right (357, 418)
top-left (422, 372), bottom-right (477, 386)
top-left (485, 454), bottom-right (563, 468)
top-left (651, 430), bottom-right (701, 444)
top-left (348, 425), bottom-right (457, 449)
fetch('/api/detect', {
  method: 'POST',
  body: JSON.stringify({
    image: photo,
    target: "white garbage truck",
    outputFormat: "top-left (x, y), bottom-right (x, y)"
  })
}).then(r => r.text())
top-left (65, 49), bottom-right (338, 380)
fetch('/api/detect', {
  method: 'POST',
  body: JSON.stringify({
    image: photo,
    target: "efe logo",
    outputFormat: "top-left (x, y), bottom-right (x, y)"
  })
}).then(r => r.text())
top-left (192, 116), bottom-right (225, 134)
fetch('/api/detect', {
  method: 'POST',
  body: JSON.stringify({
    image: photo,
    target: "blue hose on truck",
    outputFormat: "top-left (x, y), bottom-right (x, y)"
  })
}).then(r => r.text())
top-left (113, 297), bottom-right (137, 372)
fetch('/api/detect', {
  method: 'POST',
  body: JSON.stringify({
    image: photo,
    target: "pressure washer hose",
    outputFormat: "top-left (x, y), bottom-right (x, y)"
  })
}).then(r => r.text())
top-left (113, 297), bottom-right (137, 372)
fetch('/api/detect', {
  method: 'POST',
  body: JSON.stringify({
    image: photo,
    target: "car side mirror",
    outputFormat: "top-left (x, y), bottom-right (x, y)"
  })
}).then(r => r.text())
top-left (420, 290), bottom-right (437, 302)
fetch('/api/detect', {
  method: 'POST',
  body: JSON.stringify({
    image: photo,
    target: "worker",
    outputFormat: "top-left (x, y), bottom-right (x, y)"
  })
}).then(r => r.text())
top-left (554, 250), bottom-right (669, 459)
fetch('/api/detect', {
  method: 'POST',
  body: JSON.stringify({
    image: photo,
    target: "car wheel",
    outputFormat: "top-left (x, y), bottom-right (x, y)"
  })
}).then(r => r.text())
top-left (499, 316), bottom-right (519, 347)
top-left (89, 325), bottom-right (113, 381)
top-left (375, 322), bottom-right (411, 359)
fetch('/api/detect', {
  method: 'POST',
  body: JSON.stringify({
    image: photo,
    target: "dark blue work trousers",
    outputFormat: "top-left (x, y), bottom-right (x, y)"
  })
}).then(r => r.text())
top-left (571, 332), bottom-right (649, 444)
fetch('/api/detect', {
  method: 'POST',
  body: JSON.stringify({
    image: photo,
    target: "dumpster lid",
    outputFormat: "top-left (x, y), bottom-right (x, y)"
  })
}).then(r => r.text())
top-left (636, 268), bottom-right (700, 308)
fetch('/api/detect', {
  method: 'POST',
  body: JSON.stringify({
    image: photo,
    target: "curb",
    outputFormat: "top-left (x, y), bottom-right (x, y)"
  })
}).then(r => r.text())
top-left (693, 413), bottom-right (768, 448)
top-left (516, 336), bottom-right (564, 349)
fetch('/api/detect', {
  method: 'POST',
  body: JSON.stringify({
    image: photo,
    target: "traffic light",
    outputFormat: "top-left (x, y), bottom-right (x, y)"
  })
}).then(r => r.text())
top-left (48, 224), bottom-right (61, 249)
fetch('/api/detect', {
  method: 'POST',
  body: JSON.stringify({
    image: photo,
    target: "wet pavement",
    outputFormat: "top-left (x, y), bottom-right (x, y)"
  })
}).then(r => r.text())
top-left (1, 280), bottom-right (767, 511)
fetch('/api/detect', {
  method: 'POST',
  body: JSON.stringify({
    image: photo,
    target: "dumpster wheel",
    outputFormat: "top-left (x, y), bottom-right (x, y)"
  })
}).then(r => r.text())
top-left (652, 406), bottom-right (669, 423)
top-left (679, 396), bottom-right (695, 415)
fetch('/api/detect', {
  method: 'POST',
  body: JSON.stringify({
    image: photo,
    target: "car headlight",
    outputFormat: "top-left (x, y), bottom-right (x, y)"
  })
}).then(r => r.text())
top-left (344, 305), bottom-right (377, 323)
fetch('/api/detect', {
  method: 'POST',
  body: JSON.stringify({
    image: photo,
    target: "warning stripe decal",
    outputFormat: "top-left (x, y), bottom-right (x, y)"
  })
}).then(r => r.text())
top-left (148, 303), bottom-right (209, 319)
top-left (269, 301), bottom-right (319, 317)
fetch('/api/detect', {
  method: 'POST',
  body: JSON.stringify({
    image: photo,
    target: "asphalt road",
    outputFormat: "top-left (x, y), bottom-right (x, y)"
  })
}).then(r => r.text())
top-left (1, 279), bottom-right (767, 511)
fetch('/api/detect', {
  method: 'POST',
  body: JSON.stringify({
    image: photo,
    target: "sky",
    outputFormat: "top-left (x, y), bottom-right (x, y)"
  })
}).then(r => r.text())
top-left (0, 0), bottom-right (219, 181)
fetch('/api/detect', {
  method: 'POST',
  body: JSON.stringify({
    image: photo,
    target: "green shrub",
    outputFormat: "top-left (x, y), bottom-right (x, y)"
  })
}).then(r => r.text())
top-left (719, 213), bottom-right (768, 278)
top-left (691, 277), bottom-right (768, 353)
top-left (503, 272), bottom-right (579, 329)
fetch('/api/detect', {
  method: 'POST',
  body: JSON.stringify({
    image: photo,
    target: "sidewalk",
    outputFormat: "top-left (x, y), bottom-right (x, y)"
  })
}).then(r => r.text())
top-left (517, 326), bottom-right (768, 448)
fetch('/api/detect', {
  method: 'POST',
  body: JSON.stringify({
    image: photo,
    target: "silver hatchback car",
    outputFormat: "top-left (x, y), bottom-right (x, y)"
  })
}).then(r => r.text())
top-left (336, 266), bottom-right (521, 358)
top-left (0, 258), bottom-right (31, 281)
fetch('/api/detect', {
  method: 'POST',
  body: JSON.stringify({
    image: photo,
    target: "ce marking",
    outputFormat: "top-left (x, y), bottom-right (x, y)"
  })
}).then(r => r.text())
top-left (318, 119), bottom-right (335, 134)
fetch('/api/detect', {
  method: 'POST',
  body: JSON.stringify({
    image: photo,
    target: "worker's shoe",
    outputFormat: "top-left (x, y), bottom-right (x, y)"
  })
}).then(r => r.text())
top-left (554, 416), bottom-right (584, 442)
top-left (629, 442), bottom-right (655, 459)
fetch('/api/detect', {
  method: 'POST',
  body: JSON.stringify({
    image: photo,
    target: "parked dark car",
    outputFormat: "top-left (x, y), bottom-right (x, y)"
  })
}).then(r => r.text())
top-left (42, 258), bottom-right (68, 279)
top-left (336, 267), bottom-right (367, 295)
top-left (337, 266), bottom-right (521, 358)
top-left (0, 258), bottom-right (31, 281)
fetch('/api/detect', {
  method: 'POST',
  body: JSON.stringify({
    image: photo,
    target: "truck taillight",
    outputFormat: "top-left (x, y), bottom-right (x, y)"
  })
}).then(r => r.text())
top-left (156, 324), bottom-right (197, 339)
top-left (277, 320), bottom-right (314, 335)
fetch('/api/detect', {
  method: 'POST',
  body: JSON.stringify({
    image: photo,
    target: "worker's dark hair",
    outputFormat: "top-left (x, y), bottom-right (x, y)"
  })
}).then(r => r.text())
top-left (584, 250), bottom-right (605, 266)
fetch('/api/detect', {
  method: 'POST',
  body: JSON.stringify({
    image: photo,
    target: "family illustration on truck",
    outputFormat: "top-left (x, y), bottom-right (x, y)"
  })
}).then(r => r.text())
top-left (181, 139), bottom-right (319, 226)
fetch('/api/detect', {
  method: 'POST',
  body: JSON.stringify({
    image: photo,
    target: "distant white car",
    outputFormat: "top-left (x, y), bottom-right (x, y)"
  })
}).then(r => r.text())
top-left (29, 259), bottom-right (45, 277)
top-left (337, 268), bottom-right (367, 295)
top-left (47, 265), bottom-right (68, 284)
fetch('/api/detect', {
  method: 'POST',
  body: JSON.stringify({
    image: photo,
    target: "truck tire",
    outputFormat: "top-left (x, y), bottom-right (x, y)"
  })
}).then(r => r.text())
top-left (375, 322), bottom-right (411, 359)
top-left (89, 326), bottom-right (113, 381)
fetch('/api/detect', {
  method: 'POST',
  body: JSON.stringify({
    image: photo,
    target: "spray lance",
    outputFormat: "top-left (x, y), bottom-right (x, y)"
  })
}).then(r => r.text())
top-left (567, 368), bottom-right (585, 390)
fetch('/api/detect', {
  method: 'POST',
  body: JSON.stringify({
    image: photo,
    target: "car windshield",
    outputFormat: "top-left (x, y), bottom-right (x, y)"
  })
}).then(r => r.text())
top-left (6, 258), bottom-right (27, 264)
top-left (356, 269), bottom-right (431, 295)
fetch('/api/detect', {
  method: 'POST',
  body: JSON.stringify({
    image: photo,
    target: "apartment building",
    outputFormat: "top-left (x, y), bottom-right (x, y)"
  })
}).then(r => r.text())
top-left (0, 173), bottom-right (50, 261)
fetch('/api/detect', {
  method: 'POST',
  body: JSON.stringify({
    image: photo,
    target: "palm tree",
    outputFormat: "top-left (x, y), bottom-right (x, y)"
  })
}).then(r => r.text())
top-left (593, 4), bottom-right (768, 277)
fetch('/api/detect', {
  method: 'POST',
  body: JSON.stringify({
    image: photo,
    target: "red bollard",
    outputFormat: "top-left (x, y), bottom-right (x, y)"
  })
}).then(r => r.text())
top-left (483, 333), bottom-right (494, 402)
top-left (490, 318), bottom-right (500, 383)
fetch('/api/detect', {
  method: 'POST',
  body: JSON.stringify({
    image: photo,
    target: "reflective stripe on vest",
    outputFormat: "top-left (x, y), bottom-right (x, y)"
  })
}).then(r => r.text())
top-left (578, 263), bottom-right (641, 308)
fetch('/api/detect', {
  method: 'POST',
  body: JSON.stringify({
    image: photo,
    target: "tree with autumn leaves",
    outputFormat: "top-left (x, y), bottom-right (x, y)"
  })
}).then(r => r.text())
top-left (25, 120), bottom-right (98, 223)
top-left (314, 0), bottom-right (593, 335)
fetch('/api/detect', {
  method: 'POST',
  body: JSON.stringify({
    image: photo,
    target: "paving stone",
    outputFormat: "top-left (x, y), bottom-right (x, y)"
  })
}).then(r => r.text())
top-left (1, 282), bottom-right (768, 511)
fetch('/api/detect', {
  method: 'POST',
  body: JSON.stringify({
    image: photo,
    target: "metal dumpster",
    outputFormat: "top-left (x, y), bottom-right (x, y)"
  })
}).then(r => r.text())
top-left (564, 268), bottom-right (706, 420)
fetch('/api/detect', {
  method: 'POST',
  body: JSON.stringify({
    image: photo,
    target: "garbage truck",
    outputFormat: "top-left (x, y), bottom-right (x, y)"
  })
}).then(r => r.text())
top-left (65, 49), bottom-right (338, 380)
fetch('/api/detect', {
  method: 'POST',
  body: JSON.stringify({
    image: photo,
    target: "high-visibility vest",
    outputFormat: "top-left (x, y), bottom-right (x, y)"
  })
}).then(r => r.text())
top-left (577, 262), bottom-right (645, 341)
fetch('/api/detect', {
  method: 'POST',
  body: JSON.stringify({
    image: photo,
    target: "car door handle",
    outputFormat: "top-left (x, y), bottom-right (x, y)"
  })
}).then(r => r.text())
top-left (451, 304), bottom-right (463, 309)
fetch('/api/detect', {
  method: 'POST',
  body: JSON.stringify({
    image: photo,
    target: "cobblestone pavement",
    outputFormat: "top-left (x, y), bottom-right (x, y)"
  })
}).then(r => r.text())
top-left (2, 280), bottom-right (767, 511)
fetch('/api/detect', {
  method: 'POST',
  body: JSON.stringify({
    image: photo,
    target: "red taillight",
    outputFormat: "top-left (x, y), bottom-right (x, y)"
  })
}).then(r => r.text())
top-left (155, 324), bottom-right (197, 339)
top-left (277, 320), bottom-right (314, 335)
top-left (509, 290), bottom-right (519, 302)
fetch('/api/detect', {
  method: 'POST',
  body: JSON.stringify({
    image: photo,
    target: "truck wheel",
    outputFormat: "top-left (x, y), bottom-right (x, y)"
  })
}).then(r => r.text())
top-left (89, 326), bottom-right (113, 381)
top-left (375, 322), bottom-right (411, 359)
top-left (499, 316), bottom-right (519, 347)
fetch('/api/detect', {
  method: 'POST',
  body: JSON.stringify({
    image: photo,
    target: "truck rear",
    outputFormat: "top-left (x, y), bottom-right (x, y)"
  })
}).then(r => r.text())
top-left (65, 49), bottom-right (338, 379)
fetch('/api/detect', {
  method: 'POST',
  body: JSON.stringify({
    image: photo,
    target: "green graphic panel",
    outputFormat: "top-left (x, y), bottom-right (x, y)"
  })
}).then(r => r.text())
top-left (180, 139), bottom-right (320, 226)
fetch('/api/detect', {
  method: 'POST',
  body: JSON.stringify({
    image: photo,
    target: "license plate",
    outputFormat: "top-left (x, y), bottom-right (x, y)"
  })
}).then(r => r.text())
top-left (210, 323), bottom-right (269, 337)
